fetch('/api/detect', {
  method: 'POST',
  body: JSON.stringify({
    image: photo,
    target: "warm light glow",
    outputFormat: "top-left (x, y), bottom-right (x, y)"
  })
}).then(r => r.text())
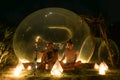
top-left (62, 58), bottom-right (66, 64)
top-left (13, 62), bottom-right (25, 77)
top-left (37, 58), bottom-right (41, 62)
top-left (35, 65), bottom-right (38, 69)
top-left (35, 36), bottom-right (40, 42)
top-left (20, 58), bottom-right (41, 63)
top-left (99, 64), bottom-right (106, 75)
top-left (76, 58), bottom-right (86, 63)
top-left (94, 63), bottom-right (99, 70)
top-left (51, 60), bottom-right (63, 77)
top-left (20, 59), bottom-right (30, 63)
top-left (94, 62), bottom-right (108, 75)
top-left (99, 62), bottom-right (108, 75)
top-left (27, 65), bottom-right (32, 70)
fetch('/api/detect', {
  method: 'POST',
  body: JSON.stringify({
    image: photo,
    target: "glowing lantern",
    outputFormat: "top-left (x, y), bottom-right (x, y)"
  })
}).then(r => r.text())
top-left (94, 63), bottom-right (99, 70)
top-left (99, 62), bottom-right (108, 75)
top-left (13, 62), bottom-right (24, 76)
top-left (94, 62), bottom-right (108, 75)
top-left (51, 60), bottom-right (63, 76)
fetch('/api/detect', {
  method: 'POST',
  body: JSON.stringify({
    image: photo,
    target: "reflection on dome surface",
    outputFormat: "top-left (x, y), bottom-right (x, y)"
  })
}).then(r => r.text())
top-left (77, 36), bottom-right (95, 63)
top-left (90, 38), bottom-right (119, 64)
top-left (98, 39), bottom-right (119, 63)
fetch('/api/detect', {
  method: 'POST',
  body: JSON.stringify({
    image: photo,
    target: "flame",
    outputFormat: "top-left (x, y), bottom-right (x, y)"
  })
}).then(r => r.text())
top-left (13, 62), bottom-right (24, 77)
top-left (51, 60), bottom-right (63, 77)
top-left (94, 62), bottom-right (108, 75)
top-left (27, 65), bottom-right (32, 70)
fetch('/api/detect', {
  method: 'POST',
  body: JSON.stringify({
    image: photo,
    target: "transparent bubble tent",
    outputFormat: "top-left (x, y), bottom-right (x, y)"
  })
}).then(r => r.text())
top-left (13, 8), bottom-right (119, 64)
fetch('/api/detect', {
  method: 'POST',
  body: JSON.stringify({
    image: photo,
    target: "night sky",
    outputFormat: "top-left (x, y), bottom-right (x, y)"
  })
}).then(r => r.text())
top-left (0, 0), bottom-right (120, 50)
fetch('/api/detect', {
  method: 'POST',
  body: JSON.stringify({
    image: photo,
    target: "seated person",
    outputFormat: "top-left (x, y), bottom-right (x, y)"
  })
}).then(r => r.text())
top-left (61, 40), bottom-right (81, 69)
top-left (40, 42), bottom-right (58, 70)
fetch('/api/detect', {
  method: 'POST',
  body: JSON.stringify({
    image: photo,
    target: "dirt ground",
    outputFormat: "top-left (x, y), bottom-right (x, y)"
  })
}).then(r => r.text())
top-left (0, 68), bottom-right (120, 80)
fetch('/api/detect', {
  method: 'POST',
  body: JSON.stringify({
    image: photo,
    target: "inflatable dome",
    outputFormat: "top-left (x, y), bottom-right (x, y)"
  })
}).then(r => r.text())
top-left (13, 8), bottom-right (94, 63)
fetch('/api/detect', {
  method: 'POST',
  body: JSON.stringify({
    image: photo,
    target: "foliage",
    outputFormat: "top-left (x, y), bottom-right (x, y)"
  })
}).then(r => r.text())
top-left (0, 24), bottom-right (18, 67)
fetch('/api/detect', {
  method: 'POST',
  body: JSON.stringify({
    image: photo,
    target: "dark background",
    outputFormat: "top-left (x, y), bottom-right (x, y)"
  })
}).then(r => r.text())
top-left (0, 0), bottom-right (120, 50)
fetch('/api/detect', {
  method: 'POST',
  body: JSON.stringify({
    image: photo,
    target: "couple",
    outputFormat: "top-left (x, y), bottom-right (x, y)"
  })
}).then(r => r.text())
top-left (40, 40), bottom-right (81, 70)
